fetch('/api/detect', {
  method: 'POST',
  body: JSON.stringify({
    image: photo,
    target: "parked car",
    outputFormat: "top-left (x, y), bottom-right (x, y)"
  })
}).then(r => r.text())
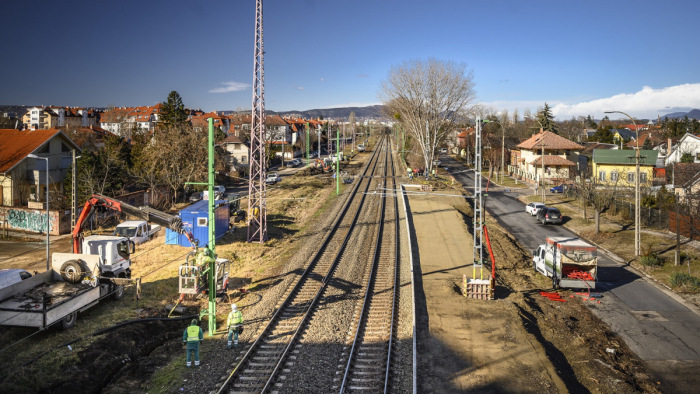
top-left (266, 173), bottom-right (281, 184)
top-left (189, 192), bottom-right (203, 202)
top-left (439, 148), bottom-right (447, 154)
top-left (0, 269), bottom-right (32, 290)
top-left (526, 202), bottom-right (546, 216)
top-left (114, 220), bottom-right (161, 245)
top-left (537, 207), bottom-right (563, 225)
top-left (290, 158), bottom-right (303, 167)
top-left (357, 144), bottom-right (366, 152)
top-left (550, 185), bottom-right (565, 193)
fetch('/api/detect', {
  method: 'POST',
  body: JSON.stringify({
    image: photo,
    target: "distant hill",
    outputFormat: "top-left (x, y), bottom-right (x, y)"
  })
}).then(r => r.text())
top-left (222, 105), bottom-right (388, 120)
top-left (662, 109), bottom-right (700, 120)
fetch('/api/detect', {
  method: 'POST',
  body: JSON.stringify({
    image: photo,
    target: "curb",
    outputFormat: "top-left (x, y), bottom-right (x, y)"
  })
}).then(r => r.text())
top-left (558, 214), bottom-right (700, 318)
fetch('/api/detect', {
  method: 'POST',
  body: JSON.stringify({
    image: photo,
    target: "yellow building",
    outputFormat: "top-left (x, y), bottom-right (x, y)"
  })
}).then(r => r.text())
top-left (591, 149), bottom-right (658, 187)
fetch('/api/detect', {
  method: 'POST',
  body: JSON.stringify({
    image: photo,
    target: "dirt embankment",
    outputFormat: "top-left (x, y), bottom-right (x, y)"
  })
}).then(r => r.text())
top-left (465, 200), bottom-right (658, 392)
top-left (409, 188), bottom-right (658, 393)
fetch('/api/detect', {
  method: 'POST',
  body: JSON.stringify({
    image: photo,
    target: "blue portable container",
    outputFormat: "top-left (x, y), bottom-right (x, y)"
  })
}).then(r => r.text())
top-left (165, 199), bottom-right (229, 247)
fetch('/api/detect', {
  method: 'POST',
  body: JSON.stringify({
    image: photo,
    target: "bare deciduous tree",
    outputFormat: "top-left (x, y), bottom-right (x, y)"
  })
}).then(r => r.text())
top-left (575, 169), bottom-right (623, 233)
top-left (380, 58), bottom-right (476, 173)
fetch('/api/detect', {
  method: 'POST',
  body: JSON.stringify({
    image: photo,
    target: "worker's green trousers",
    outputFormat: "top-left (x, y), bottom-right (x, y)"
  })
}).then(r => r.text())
top-left (186, 342), bottom-right (200, 367)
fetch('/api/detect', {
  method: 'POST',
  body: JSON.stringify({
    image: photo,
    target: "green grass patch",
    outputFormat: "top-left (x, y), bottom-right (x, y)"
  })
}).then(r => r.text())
top-left (669, 272), bottom-right (700, 292)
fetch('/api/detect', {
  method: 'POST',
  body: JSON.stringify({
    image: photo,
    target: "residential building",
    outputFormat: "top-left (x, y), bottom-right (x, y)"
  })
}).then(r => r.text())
top-left (665, 133), bottom-right (700, 165)
top-left (591, 149), bottom-right (658, 187)
top-left (21, 106), bottom-right (97, 130)
top-left (612, 129), bottom-right (636, 146)
top-left (222, 134), bottom-right (249, 172)
top-left (670, 163), bottom-right (700, 203)
top-left (99, 104), bottom-right (162, 138)
top-left (513, 131), bottom-right (584, 185)
top-left (190, 111), bottom-right (232, 134)
top-left (0, 128), bottom-right (80, 207)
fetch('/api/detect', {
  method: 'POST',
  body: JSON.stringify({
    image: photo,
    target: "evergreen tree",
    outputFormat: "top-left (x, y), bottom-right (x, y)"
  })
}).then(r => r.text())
top-left (536, 102), bottom-right (558, 134)
top-left (586, 115), bottom-right (597, 128)
top-left (160, 91), bottom-right (188, 125)
top-left (589, 125), bottom-right (615, 144)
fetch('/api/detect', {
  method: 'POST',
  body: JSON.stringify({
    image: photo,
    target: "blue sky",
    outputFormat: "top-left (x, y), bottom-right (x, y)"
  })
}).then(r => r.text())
top-left (2, 0), bottom-right (699, 119)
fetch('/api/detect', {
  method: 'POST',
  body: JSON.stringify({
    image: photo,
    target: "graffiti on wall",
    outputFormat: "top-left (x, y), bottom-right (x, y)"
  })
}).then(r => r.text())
top-left (7, 209), bottom-right (54, 233)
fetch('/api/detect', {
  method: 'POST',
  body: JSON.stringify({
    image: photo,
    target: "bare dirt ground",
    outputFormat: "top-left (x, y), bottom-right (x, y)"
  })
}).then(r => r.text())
top-left (408, 190), bottom-right (660, 393)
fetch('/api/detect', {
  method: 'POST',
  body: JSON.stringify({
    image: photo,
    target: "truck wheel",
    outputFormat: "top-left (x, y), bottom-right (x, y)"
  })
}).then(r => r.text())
top-left (112, 283), bottom-right (125, 300)
top-left (61, 312), bottom-right (77, 330)
top-left (60, 260), bottom-right (87, 283)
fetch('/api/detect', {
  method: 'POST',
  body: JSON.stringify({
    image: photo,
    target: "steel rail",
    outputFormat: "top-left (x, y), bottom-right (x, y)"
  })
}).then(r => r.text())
top-left (217, 136), bottom-right (388, 394)
top-left (339, 139), bottom-right (399, 393)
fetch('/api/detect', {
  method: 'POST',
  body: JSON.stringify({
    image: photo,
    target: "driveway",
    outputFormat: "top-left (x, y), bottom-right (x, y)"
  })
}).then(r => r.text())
top-left (442, 154), bottom-right (700, 392)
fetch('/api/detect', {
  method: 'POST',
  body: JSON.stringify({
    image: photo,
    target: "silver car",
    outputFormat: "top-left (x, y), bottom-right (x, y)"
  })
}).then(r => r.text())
top-left (526, 202), bottom-right (545, 216)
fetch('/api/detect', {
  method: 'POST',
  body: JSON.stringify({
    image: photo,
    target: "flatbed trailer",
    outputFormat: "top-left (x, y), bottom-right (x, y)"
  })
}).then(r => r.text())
top-left (0, 254), bottom-right (123, 330)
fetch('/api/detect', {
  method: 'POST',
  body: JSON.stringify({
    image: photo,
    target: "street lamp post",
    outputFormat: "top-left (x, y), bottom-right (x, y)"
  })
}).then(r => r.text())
top-left (605, 110), bottom-right (640, 257)
top-left (27, 154), bottom-right (50, 271)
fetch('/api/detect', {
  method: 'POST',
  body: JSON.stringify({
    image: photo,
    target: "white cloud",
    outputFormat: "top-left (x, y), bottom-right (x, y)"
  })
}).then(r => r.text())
top-left (551, 84), bottom-right (700, 119)
top-left (320, 77), bottom-right (325, 82)
top-left (481, 83), bottom-right (700, 120)
top-left (209, 81), bottom-right (250, 93)
top-left (297, 86), bottom-right (305, 90)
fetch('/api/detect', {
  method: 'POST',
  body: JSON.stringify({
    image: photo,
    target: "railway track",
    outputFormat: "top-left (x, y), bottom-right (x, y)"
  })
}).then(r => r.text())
top-left (217, 136), bottom-right (391, 394)
top-left (337, 141), bottom-right (399, 393)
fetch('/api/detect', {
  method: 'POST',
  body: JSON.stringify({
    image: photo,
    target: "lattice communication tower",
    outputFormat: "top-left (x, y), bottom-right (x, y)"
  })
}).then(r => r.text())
top-left (247, 0), bottom-right (268, 242)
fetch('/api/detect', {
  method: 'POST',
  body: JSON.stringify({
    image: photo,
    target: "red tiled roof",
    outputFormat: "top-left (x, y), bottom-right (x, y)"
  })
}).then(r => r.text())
top-left (266, 115), bottom-right (288, 127)
top-left (517, 131), bottom-right (584, 151)
top-left (224, 134), bottom-right (245, 144)
top-left (0, 128), bottom-right (76, 173)
top-left (530, 155), bottom-right (576, 166)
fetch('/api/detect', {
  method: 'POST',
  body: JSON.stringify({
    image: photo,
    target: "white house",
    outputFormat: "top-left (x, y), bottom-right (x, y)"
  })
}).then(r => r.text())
top-left (665, 133), bottom-right (700, 165)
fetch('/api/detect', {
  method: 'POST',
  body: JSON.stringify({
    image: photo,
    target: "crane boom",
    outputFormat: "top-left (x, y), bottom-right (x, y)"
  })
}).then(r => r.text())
top-left (72, 193), bottom-right (195, 253)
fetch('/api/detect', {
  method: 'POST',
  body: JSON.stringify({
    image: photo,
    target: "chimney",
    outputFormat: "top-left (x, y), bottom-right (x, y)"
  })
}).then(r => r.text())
top-left (668, 138), bottom-right (672, 156)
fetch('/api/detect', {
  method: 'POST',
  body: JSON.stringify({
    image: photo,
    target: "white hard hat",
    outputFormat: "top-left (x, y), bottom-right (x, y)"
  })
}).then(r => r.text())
top-left (231, 304), bottom-right (237, 311)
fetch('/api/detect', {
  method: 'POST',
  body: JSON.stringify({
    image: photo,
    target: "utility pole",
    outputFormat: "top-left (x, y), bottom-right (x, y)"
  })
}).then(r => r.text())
top-left (317, 125), bottom-right (321, 162)
top-left (206, 118), bottom-right (216, 336)
top-left (606, 110), bottom-right (641, 256)
top-left (71, 149), bottom-right (77, 231)
top-left (336, 125), bottom-right (340, 195)
top-left (247, 0), bottom-right (267, 243)
top-left (306, 122), bottom-right (310, 167)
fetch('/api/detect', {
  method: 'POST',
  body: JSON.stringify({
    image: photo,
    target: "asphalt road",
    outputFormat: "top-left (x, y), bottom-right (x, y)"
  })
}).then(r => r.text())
top-left (442, 154), bottom-right (700, 392)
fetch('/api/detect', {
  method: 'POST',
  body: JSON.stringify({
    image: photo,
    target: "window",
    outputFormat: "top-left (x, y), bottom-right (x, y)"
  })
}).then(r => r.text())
top-left (599, 171), bottom-right (606, 182)
top-left (197, 217), bottom-right (208, 227)
top-left (627, 172), bottom-right (635, 183)
top-left (611, 172), bottom-right (618, 182)
top-left (641, 172), bottom-right (647, 183)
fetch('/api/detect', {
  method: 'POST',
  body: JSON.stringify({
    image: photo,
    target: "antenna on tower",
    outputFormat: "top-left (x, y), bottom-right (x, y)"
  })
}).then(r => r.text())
top-left (247, 0), bottom-right (268, 242)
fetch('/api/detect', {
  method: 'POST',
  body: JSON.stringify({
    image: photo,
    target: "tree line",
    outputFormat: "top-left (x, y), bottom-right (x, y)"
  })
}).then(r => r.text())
top-left (63, 91), bottom-right (227, 209)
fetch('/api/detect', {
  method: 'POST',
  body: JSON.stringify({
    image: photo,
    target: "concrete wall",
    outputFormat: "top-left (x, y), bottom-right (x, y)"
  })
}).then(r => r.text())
top-left (0, 206), bottom-right (70, 235)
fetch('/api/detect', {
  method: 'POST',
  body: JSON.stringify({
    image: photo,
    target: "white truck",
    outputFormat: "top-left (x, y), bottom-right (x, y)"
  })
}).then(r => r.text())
top-left (114, 220), bottom-right (161, 245)
top-left (532, 237), bottom-right (598, 289)
top-left (0, 193), bottom-right (196, 330)
top-left (0, 236), bottom-right (134, 330)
